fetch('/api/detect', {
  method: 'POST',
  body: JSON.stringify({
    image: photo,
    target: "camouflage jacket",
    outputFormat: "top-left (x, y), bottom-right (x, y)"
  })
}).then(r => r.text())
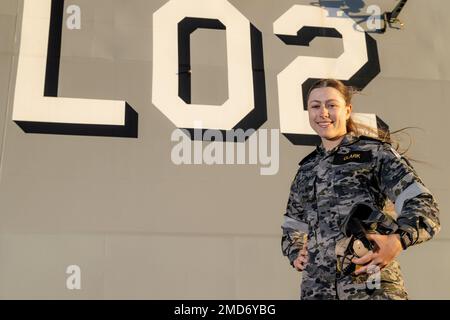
top-left (281, 133), bottom-right (441, 299)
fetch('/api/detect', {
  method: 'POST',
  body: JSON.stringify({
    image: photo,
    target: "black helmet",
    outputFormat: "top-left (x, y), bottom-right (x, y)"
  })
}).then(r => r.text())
top-left (336, 202), bottom-right (399, 278)
top-left (340, 202), bottom-right (399, 238)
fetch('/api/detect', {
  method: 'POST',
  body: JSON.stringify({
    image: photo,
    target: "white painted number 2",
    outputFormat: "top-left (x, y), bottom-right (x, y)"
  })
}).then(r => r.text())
top-left (274, 5), bottom-right (378, 137)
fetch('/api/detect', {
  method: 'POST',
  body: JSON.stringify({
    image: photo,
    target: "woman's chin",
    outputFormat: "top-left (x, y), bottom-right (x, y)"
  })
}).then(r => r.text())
top-left (317, 131), bottom-right (342, 140)
top-left (315, 129), bottom-right (335, 139)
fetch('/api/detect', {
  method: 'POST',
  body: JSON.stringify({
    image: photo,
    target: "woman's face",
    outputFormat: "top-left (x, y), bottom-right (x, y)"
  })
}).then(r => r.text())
top-left (307, 87), bottom-right (352, 140)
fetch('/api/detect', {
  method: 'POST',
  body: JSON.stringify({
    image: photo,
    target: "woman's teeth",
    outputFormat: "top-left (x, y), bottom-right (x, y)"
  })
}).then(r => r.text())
top-left (318, 122), bottom-right (332, 128)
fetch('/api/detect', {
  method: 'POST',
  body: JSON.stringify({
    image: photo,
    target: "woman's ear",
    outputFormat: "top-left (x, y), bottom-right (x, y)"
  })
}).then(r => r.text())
top-left (346, 104), bottom-right (352, 120)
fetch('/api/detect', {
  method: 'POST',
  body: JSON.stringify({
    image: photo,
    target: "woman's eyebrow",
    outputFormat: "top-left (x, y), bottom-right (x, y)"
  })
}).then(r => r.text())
top-left (308, 99), bottom-right (341, 104)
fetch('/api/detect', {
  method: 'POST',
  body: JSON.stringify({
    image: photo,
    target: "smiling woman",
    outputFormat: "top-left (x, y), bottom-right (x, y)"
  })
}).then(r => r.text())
top-left (281, 78), bottom-right (441, 300)
top-left (307, 85), bottom-right (352, 149)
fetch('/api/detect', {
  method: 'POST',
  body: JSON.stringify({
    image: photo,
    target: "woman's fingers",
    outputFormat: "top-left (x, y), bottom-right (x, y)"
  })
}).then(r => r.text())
top-left (300, 246), bottom-right (308, 257)
top-left (354, 263), bottom-right (372, 275)
top-left (293, 259), bottom-right (303, 271)
top-left (294, 244), bottom-right (309, 272)
top-left (352, 252), bottom-right (385, 275)
top-left (352, 251), bottom-right (374, 265)
top-left (294, 252), bottom-right (308, 272)
top-left (294, 261), bottom-right (305, 271)
top-left (294, 256), bottom-right (306, 265)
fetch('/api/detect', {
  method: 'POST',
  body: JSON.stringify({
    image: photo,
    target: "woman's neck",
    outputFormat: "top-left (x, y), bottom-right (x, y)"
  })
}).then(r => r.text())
top-left (321, 134), bottom-right (346, 151)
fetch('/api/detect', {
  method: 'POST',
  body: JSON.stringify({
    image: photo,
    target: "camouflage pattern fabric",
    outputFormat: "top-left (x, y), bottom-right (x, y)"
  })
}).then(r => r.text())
top-left (281, 133), bottom-right (441, 300)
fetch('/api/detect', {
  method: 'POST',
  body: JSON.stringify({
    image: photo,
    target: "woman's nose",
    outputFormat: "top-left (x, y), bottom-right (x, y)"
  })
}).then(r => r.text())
top-left (319, 105), bottom-right (329, 117)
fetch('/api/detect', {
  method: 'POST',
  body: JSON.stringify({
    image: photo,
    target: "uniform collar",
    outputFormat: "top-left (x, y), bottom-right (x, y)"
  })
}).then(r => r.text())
top-left (316, 132), bottom-right (359, 156)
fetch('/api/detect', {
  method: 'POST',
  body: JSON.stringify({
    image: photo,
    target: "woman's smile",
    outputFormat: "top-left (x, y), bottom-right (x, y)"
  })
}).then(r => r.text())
top-left (317, 121), bottom-right (333, 128)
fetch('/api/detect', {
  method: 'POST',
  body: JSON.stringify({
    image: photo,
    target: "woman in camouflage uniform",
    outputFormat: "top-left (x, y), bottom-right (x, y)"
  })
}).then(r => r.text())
top-left (281, 79), bottom-right (441, 300)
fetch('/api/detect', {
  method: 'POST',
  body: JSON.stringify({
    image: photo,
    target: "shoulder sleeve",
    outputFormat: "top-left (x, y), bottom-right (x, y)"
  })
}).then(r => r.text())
top-left (281, 167), bottom-right (309, 267)
top-left (298, 149), bottom-right (318, 166)
top-left (359, 135), bottom-right (384, 143)
top-left (376, 143), bottom-right (441, 248)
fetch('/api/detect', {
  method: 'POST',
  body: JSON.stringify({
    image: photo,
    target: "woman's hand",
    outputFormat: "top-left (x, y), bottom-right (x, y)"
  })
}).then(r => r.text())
top-left (293, 242), bottom-right (309, 272)
top-left (351, 233), bottom-right (403, 275)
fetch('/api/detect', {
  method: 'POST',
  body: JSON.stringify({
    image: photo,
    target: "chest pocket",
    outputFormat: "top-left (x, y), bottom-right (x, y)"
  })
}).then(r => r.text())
top-left (297, 165), bottom-right (316, 198)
